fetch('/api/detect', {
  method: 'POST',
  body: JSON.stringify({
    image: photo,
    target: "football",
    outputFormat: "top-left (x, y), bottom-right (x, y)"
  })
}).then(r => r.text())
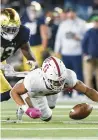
top-left (69, 103), bottom-right (93, 120)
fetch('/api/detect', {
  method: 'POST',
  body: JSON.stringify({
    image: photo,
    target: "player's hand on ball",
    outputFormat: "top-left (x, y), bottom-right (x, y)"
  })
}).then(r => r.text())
top-left (25, 108), bottom-right (42, 119)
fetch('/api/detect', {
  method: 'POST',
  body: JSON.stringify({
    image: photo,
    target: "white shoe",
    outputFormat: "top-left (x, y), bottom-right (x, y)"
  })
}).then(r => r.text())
top-left (16, 107), bottom-right (24, 120)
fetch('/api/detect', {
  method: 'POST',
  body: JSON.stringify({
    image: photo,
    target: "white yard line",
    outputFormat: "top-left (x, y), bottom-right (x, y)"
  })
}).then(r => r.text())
top-left (1, 105), bottom-right (98, 110)
top-left (1, 120), bottom-right (98, 124)
top-left (1, 110), bottom-right (70, 113)
top-left (1, 127), bottom-right (98, 130)
top-left (1, 120), bottom-right (45, 123)
top-left (1, 138), bottom-right (98, 140)
top-left (56, 105), bottom-right (98, 109)
top-left (1, 114), bottom-right (69, 117)
top-left (1, 114), bottom-right (98, 117)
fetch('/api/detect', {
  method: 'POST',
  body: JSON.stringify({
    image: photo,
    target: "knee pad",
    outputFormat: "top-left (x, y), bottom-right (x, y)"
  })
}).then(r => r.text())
top-left (49, 106), bottom-right (55, 109)
top-left (41, 115), bottom-right (52, 122)
top-left (40, 107), bottom-right (52, 122)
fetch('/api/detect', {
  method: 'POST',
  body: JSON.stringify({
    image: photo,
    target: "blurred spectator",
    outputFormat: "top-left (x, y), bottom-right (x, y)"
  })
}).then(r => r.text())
top-left (64, 0), bottom-right (93, 20)
top-left (9, 0), bottom-right (21, 14)
top-left (93, 0), bottom-right (98, 11)
top-left (21, 1), bottom-right (48, 68)
top-left (64, 0), bottom-right (76, 8)
top-left (54, 7), bottom-right (86, 97)
top-left (1, 0), bottom-right (10, 8)
top-left (60, 9), bottom-right (67, 22)
top-left (87, 0), bottom-right (98, 23)
top-left (82, 15), bottom-right (98, 90)
top-left (46, 7), bottom-right (66, 51)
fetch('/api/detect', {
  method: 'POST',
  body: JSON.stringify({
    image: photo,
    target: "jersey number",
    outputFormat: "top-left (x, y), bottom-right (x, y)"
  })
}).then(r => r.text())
top-left (0, 47), bottom-right (15, 58)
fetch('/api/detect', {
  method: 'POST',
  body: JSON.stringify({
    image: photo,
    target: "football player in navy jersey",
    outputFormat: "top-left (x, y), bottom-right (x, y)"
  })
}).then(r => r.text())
top-left (0, 8), bottom-right (38, 102)
top-left (21, 1), bottom-right (48, 68)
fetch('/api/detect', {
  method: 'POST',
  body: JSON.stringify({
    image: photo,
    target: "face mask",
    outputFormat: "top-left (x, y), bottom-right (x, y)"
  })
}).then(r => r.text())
top-left (1, 28), bottom-right (19, 41)
top-left (2, 33), bottom-right (15, 41)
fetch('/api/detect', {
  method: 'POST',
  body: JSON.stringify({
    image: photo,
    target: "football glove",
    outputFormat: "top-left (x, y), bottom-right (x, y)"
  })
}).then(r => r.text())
top-left (25, 108), bottom-right (42, 119)
top-left (26, 61), bottom-right (38, 70)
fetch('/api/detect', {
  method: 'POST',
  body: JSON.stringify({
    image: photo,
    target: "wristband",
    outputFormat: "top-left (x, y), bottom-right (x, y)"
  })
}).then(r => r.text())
top-left (21, 105), bottom-right (28, 112)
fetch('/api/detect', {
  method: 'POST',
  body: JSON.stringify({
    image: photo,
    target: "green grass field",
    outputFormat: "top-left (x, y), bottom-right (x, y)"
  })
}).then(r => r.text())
top-left (1, 99), bottom-right (98, 140)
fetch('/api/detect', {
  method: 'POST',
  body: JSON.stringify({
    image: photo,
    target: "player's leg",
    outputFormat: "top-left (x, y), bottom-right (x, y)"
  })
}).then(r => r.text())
top-left (62, 55), bottom-right (73, 97)
top-left (72, 55), bottom-right (83, 82)
top-left (16, 95), bottom-right (52, 121)
top-left (46, 94), bottom-right (58, 109)
top-left (83, 59), bottom-right (94, 88)
top-left (95, 59), bottom-right (98, 90)
top-left (72, 55), bottom-right (84, 95)
top-left (31, 96), bottom-right (52, 121)
top-left (0, 70), bottom-right (12, 102)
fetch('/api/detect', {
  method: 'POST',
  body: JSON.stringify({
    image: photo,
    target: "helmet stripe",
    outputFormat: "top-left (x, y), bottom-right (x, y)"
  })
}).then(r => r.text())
top-left (51, 57), bottom-right (61, 77)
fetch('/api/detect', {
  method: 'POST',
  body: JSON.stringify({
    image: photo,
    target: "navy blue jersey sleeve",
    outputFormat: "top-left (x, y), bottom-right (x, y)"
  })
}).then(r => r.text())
top-left (20, 25), bottom-right (30, 45)
top-left (37, 17), bottom-right (45, 26)
top-left (82, 29), bottom-right (90, 54)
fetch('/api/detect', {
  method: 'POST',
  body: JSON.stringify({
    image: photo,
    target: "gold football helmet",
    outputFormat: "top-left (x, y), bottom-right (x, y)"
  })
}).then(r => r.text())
top-left (0, 8), bottom-right (21, 41)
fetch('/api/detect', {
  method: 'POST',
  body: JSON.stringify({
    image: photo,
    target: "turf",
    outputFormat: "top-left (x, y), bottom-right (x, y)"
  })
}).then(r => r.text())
top-left (1, 99), bottom-right (98, 139)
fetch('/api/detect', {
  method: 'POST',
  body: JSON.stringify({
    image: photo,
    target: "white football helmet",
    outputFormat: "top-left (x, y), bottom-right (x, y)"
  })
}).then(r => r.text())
top-left (42, 56), bottom-right (67, 92)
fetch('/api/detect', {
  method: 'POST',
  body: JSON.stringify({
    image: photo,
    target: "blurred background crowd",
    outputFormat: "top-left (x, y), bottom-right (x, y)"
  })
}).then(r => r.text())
top-left (2, 0), bottom-right (98, 99)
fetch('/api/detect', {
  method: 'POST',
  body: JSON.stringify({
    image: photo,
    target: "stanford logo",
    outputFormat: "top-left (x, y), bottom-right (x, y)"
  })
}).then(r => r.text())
top-left (43, 64), bottom-right (49, 73)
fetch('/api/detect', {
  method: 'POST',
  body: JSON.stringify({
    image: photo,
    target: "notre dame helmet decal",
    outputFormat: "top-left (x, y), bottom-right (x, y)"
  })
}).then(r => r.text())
top-left (0, 8), bottom-right (21, 41)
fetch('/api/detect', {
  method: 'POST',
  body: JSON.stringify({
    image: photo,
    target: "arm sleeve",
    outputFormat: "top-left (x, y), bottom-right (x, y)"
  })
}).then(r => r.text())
top-left (71, 71), bottom-right (78, 87)
top-left (22, 27), bottom-right (30, 45)
top-left (38, 17), bottom-right (45, 26)
top-left (66, 69), bottom-right (78, 88)
top-left (23, 73), bottom-right (32, 92)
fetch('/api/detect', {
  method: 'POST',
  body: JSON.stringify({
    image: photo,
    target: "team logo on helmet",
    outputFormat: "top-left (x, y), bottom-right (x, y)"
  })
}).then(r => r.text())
top-left (0, 8), bottom-right (21, 41)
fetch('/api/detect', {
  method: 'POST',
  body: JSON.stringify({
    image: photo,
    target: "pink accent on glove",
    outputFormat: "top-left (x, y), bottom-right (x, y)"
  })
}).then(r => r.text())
top-left (25, 108), bottom-right (42, 119)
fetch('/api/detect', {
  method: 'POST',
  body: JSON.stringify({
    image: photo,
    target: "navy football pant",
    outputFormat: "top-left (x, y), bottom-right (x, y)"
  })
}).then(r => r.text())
top-left (62, 55), bottom-right (83, 95)
top-left (0, 90), bottom-right (11, 102)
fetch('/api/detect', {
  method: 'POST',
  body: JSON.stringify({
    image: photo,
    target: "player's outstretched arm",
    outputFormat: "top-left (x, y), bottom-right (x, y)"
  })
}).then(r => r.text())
top-left (11, 82), bottom-right (28, 106)
top-left (21, 42), bottom-right (36, 61)
top-left (10, 83), bottom-right (41, 118)
top-left (74, 80), bottom-right (98, 102)
top-left (21, 42), bottom-right (38, 69)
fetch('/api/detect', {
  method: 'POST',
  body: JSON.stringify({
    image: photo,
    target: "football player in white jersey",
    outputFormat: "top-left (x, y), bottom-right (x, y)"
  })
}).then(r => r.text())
top-left (10, 56), bottom-right (98, 121)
